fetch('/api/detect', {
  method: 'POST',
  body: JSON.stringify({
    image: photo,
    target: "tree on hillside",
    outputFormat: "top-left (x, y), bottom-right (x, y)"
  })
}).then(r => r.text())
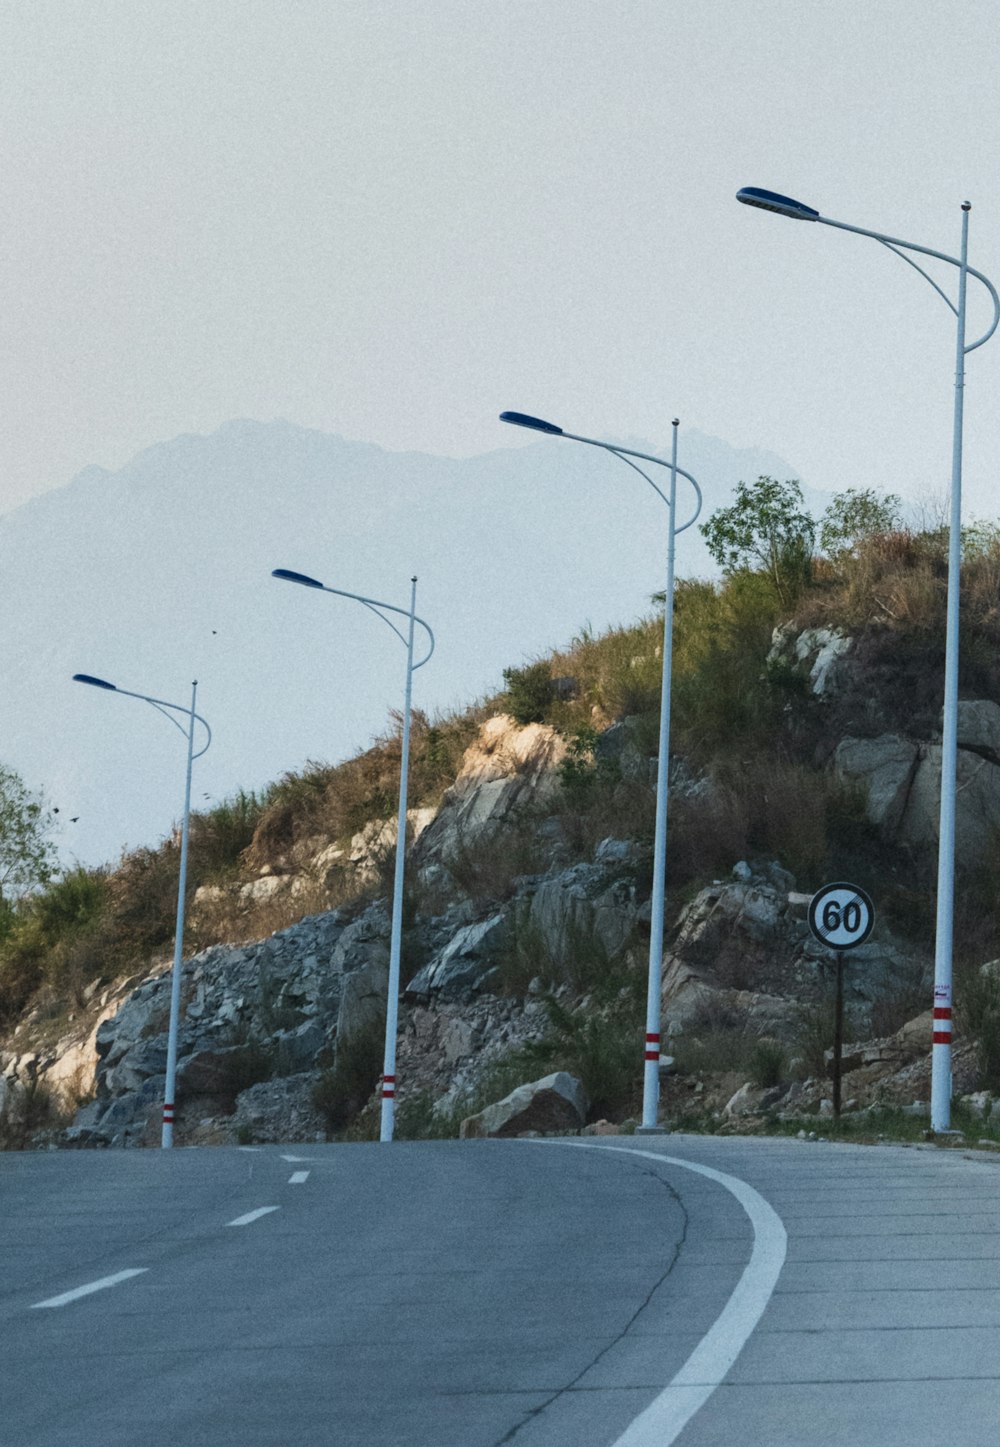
top-left (819, 487), bottom-right (903, 559)
top-left (700, 476), bottom-right (816, 607)
top-left (0, 764), bottom-right (57, 904)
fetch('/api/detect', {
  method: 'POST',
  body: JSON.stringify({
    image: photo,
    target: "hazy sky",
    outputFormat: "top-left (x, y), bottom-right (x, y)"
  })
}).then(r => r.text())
top-left (2, 1), bottom-right (1000, 516)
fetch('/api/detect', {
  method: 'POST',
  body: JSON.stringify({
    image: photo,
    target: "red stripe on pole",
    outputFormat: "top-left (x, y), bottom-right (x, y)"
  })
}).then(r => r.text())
top-left (933, 1031), bottom-right (952, 1044)
top-left (645, 1033), bottom-right (659, 1044)
top-left (645, 1051), bottom-right (660, 1062)
top-left (933, 1007), bottom-right (952, 1019)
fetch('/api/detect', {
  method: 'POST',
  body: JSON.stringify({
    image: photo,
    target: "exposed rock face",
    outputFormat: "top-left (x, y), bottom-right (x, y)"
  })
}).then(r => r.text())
top-left (405, 839), bottom-right (644, 1003)
top-left (18, 680), bottom-right (978, 1152)
top-left (662, 863), bottom-right (926, 1037)
top-left (405, 913), bottom-right (508, 999)
top-left (413, 716), bottom-right (567, 893)
top-left (957, 700), bottom-right (1000, 763)
top-left (594, 717), bottom-right (655, 784)
top-left (229, 1073), bottom-right (326, 1144)
top-left (835, 714), bottom-right (1000, 866)
top-left (459, 1071), bottom-right (588, 1138)
top-left (64, 906), bottom-right (372, 1145)
top-left (524, 857), bottom-right (640, 967)
top-left (345, 808), bottom-right (437, 883)
top-left (834, 735), bottom-right (921, 834)
top-left (769, 624), bottom-right (853, 695)
top-left (1, 992), bottom-right (119, 1115)
top-left (396, 997), bottom-right (550, 1114)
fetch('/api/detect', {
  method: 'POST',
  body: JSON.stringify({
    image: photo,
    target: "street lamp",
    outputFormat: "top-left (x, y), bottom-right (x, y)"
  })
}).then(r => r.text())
top-left (271, 570), bottom-right (434, 1142)
top-left (499, 411), bottom-right (702, 1133)
top-left (72, 673), bottom-right (211, 1148)
top-left (737, 186), bottom-right (1000, 1131)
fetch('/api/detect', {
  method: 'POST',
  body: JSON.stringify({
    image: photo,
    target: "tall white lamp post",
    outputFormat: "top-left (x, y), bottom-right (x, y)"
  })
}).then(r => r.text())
top-left (271, 570), bottom-right (434, 1142)
top-left (72, 673), bottom-right (211, 1148)
top-left (499, 412), bottom-right (702, 1133)
top-left (737, 187), bottom-right (1000, 1131)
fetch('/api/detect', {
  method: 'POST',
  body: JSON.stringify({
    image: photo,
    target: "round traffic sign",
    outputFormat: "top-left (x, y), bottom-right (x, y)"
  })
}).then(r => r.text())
top-left (807, 882), bottom-right (875, 951)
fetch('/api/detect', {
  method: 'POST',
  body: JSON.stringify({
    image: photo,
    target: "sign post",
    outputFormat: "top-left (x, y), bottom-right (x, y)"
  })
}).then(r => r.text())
top-left (808, 883), bottom-right (875, 1120)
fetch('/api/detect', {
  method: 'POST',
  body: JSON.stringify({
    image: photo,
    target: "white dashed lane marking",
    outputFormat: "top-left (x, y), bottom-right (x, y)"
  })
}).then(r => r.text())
top-left (288, 1172), bottom-right (310, 1185)
top-left (31, 1269), bottom-right (149, 1310)
top-left (227, 1207), bottom-right (280, 1227)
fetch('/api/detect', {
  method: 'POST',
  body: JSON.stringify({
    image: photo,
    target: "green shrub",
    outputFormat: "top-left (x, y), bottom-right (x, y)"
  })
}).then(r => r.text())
top-left (956, 966), bottom-right (1000, 1091)
top-left (502, 661), bottom-right (554, 725)
top-left (0, 867), bottom-right (109, 1020)
top-left (216, 1039), bottom-right (276, 1108)
top-left (497, 906), bottom-right (550, 996)
top-left (701, 476), bottom-right (816, 607)
top-left (535, 992), bottom-right (644, 1120)
top-left (672, 1022), bottom-right (757, 1078)
top-left (189, 790), bottom-right (267, 881)
top-left (312, 1020), bottom-right (385, 1133)
top-left (669, 573), bottom-right (784, 761)
top-left (749, 1037), bottom-right (787, 1089)
top-left (443, 822), bottom-right (542, 907)
top-left (794, 999), bottom-right (837, 1079)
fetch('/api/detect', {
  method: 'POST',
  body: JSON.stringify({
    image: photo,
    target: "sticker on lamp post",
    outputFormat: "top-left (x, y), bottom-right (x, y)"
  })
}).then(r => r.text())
top-left (808, 882), bottom-right (874, 951)
top-left (808, 883), bottom-right (875, 1119)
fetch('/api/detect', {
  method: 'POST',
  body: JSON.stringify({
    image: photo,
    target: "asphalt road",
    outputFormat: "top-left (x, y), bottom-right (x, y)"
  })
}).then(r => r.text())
top-left (2, 1134), bottom-right (1000, 1446)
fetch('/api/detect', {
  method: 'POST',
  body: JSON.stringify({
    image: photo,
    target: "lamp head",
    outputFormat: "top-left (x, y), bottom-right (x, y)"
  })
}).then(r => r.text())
top-left (272, 568), bottom-right (324, 589)
top-left (498, 411), bottom-right (564, 435)
top-left (73, 673), bottom-right (117, 690)
top-left (736, 186), bottom-right (819, 221)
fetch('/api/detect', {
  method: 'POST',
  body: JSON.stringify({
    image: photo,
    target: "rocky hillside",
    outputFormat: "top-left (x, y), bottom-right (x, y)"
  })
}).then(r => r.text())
top-left (6, 516), bottom-right (1000, 1149)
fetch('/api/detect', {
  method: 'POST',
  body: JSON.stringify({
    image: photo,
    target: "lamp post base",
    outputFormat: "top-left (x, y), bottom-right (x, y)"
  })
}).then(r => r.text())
top-left (635, 1125), bottom-right (669, 1136)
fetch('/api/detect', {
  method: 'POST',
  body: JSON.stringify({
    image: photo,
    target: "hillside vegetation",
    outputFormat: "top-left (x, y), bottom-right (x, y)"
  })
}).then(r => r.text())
top-left (5, 478), bottom-right (1000, 1145)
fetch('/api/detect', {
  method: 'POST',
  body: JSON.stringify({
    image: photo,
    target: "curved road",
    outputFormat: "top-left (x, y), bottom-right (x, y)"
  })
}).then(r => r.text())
top-left (3, 1135), bottom-right (1000, 1445)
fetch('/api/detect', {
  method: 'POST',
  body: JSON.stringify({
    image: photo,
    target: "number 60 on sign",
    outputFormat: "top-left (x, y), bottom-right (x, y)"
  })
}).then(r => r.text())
top-left (807, 882), bottom-right (875, 951)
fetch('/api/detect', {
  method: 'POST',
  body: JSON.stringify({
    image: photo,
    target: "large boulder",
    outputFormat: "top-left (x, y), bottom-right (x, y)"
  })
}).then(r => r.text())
top-left (662, 863), bottom-right (924, 1026)
top-left (460, 1071), bottom-right (588, 1138)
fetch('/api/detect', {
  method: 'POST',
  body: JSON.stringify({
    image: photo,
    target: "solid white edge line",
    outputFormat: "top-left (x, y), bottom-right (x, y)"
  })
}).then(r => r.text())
top-left (227, 1206), bottom-right (281, 1226)
top-left (537, 1142), bottom-right (787, 1447)
top-left (288, 1171), bottom-right (310, 1184)
top-left (31, 1268), bottom-right (149, 1310)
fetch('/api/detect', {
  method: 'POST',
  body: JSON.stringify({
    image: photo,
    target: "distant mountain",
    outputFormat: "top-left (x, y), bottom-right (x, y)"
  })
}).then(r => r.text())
top-left (1, 420), bottom-right (810, 866)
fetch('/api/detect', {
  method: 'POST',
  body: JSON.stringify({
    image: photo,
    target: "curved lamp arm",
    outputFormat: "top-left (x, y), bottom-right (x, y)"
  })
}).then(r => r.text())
top-left (737, 188), bottom-right (1000, 353)
top-left (72, 674), bottom-right (212, 758)
top-left (823, 214), bottom-right (1000, 353)
top-left (271, 571), bottom-right (435, 669)
top-left (499, 413), bottom-right (703, 533)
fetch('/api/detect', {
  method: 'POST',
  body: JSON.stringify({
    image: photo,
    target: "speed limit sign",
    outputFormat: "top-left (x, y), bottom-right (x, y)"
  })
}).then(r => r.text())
top-left (808, 882), bottom-right (875, 950)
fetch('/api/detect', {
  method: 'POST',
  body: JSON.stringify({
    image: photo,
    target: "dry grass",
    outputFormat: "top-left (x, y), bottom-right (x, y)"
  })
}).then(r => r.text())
top-left (189, 877), bottom-right (347, 950)
top-left (243, 706), bottom-right (486, 876)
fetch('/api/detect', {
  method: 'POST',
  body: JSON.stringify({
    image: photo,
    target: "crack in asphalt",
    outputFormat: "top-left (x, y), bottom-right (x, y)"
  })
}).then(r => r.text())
top-left (492, 1161), bottom-right (691, 1446)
